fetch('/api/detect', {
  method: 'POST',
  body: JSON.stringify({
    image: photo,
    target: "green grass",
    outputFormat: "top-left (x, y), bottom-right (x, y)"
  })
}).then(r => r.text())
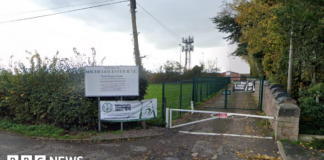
top-left (0, 118), bottom-right (97, 139)
top-left (144, 83), bottom-right (194, 119)
top-left (144, 82), bottom-right (224, 122)
top-left (144, 83), bottom-right (163, 117)
top-left (281, 138), bottom-right (324, 150)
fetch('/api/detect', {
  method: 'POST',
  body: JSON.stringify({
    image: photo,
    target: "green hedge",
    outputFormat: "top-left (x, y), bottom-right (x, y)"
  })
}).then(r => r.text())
top-left (299, 83), bottom-right (324, 135)
top-left (0, 51), bottom-right (148, 130)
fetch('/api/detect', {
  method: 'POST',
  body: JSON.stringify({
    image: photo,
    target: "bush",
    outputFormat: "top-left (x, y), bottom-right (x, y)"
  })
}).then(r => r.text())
top-left (0, 50), bottom-right (101, 130)
top-left (0, 49), bottom-right (149, 130)
top-left (299, 83), bottom-right (324, 135)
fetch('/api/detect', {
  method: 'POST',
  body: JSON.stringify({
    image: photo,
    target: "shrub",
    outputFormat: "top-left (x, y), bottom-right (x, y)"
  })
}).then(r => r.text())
top-left (0, 49), bottom-right (149, 130)
top-left (299, 83), bottom-right (324, 135)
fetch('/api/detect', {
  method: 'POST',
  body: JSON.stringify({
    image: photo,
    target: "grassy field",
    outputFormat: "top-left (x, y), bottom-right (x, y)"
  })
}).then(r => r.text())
top-left (144, 83), bottom-right (193, 118)
top-left (144, 83), bottom-right (163, 117)
top-left (144, 81), bottom-right (226, 120)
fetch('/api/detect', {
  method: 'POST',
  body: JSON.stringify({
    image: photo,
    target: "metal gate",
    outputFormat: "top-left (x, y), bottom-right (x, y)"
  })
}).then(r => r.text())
top-left (166, 108), bottom-right (274, 139)
top-left (192, 76), bottom-right (264, 111)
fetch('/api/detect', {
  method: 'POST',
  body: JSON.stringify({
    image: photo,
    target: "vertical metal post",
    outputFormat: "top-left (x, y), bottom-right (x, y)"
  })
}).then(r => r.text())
top-left (120, 97), bottom-right (123, 131)
top-left (170, 109), bottom-right (173, 127)
top-left (192, 78), bottom-right (195, 102)
top-left (98, 97), bottom-right (101, 133)
top-left (224, 77), bottom-right (229, 109)
top-left (200, 78), bottom-right (202, 102)
top-left (180, 81), bottom-right (182, 116)
top-left (258, 77), bottom-right (262, 110)
top-left (198, 89), bottom-right (201, 102)
top-left (206, 81), bottom-right (208, 98)
top-left (177, 96), bottom-right (180, 116)
top-left (260, 76), bottom-right (264, 111)
top-left (166, 108), bottom-right (169, 128)
top-left (162, 82), bottom-right (165, 121)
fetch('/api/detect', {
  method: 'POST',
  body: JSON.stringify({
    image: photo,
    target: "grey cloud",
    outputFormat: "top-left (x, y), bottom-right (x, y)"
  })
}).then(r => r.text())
top-left (30, 0), bottom-right (227, 49)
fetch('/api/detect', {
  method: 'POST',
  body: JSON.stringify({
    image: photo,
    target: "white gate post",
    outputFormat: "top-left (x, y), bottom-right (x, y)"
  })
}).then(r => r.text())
top-left (166, 108), bottom-right (169, 128)
top-left (191, 101), bottom-right (194, 114)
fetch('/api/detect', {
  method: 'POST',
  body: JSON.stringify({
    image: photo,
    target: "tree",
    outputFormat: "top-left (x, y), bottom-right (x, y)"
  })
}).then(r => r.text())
top-left (202, 59), bottom-right (221, 73)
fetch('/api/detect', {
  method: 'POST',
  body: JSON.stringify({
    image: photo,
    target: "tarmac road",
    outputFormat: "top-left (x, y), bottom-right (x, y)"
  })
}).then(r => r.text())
top-left (0, 88), bottom-right (280, 160)
top-left (0, 114), bottom-right (280, 160)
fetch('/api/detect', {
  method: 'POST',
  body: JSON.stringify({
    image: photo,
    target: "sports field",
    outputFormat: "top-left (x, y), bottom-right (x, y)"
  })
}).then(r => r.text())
top-left (144, 83), bottom-right (193, 118)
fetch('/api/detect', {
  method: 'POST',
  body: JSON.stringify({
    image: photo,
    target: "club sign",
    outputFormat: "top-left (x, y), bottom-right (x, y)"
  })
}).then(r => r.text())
top-left (233, 81), bottom-right (255, 92)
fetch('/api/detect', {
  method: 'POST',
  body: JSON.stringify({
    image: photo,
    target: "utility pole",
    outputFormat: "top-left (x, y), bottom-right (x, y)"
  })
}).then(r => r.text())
top-left (181, 36), bottom-right (194, 71)
top-left (179, 44), bottom-right (182, 73)
top-left (130, 0), bottom-right (146, 129)
top-left (130, 0), bottom-right (141, 66)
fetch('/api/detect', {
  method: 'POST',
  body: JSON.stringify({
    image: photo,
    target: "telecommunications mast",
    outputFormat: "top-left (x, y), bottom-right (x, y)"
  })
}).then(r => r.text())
top-left (181, 36), bottom-right (194, 71)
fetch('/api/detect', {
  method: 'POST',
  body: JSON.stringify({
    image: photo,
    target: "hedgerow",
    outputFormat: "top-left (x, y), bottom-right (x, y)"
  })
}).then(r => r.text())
top-left (0, 49), bottom-right (102, 130)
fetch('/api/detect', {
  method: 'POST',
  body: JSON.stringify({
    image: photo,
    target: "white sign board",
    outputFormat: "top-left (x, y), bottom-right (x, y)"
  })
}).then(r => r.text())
top-left (84, 66), bottom-right (139, 97)
top-left (100, 99), bottom-right (157, 122)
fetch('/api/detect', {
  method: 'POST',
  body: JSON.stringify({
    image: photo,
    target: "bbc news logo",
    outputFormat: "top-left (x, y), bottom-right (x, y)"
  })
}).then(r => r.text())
top-left (7, 155), bottom-right (83, 160)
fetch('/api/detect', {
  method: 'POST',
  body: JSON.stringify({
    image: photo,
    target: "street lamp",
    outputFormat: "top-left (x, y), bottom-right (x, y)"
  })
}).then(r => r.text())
top-left (216, 58), bottom-right (218, 73)
top-left (202, 52), bottom-right (204, 63)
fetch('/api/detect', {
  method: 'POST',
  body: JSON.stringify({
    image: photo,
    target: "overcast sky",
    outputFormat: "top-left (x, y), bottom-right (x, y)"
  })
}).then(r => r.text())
top-left (0, 0), bottom-right (249, 73)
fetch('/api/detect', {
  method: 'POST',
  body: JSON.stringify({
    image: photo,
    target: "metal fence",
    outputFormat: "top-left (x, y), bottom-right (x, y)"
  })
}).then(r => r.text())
top-left (192, 77), bottom-right (230, 104)
top-left (161, 76), bottom-right (264, 120)
top-left (161, 77), bottom-right (230, 120)
top-left (161, 80), bottom-right (193, 120)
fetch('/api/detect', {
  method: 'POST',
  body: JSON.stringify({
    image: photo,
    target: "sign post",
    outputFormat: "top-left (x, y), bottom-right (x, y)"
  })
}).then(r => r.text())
top-left (120, 96), bottom-right (123, 131)
top-left (98, 97), bottom-right (101, 132)
top-left (85, 66), bottom-right (145, 132)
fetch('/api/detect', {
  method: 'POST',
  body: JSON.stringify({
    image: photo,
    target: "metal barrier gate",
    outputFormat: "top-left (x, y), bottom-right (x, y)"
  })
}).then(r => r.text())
top-left (166, 108), bottom-right (275, 139)
top-left (192, 77), bottom-right (265, 111)
top-left (161, 76), bottom-right (265, 121)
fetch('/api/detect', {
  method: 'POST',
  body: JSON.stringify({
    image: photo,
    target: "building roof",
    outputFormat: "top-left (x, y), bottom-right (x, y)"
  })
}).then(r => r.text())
top-left (220, 71), bottom-right (240, 74)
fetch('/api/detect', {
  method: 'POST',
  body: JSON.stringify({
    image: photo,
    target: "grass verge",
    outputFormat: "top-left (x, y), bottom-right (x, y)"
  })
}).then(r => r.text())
top-left (0, 118), bottom-right (97, 139)
top-left (280, 138), bottom-right (324, 152)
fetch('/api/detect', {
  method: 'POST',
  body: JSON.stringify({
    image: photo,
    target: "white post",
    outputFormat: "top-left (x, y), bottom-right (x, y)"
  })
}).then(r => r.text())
top-left (191, 101), bottom-right (194, 114)
top-left (170, 109), bottom-right (172, 128)
top-left (166, 108), bottom-right (169, 128)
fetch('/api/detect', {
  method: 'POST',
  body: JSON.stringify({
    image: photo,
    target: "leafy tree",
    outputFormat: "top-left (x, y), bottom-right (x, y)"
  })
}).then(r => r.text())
top-left (211, 14), bottom-right (242, 44)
